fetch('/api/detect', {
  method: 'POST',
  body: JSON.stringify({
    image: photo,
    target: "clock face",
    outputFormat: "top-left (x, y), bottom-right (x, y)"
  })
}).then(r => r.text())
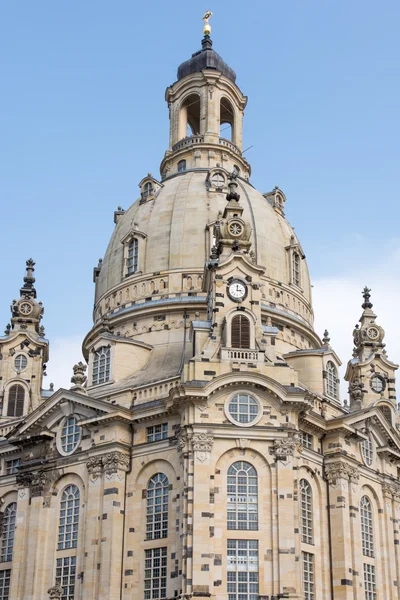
top-left (228, 280), bottom-right (247, 301)
top-left (371, 375), bottom-right (384, 393)
top-left (367, 326), bottom-right (379, 340)
top-left (19, 302), bottom-right (32, 315)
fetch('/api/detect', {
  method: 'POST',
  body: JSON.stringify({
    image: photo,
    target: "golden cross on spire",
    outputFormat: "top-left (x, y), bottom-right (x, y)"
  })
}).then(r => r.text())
top-left (202, 11), bottom-right (213, 36)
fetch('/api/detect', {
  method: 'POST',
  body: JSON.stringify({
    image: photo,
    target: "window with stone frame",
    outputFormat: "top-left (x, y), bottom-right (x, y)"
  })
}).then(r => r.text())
top-left (0, 569), bottom-right (11, 600)
top-left (58, 485), bottom-right (80, 550)
top-left (299, 480), bottom-right (313, 544)
top-left (126, 238), bottom-right (139, 276)
top-left (361, 436), bottom-right (373, 466)
top-left (92, 346), bottom-right (111, 385)
top-left (326, 361), bottom-right (339, 400)
top-left (363, 563), bottom-right (376, 600)
top-left (121, 230), bottom-right (146, 278)
top-left (55, 556), bottom-right (76, 600)
top-left (178, 159), bottom-right (186, 173)
top-left (146, 474), bottom-right (169, 540)
top-left (1, 503), bottom-right (16, 562)
top-left (142, 181), bottom-right (153, 200)
top-left (146, 423), bottom-right (168, 443)
top-left (292, 251), bottom-right (300, 286)
top-left (360, 496), bottom-right (374, 557)
top-left (144, 547), bottom-right (167, 600)
top-left (227, 461), bottom-right (258, 530)
top-left (300, 431), bottom-right (313, 450)
top-left (6, 385), bottom-right (25, 417)
top-left (5, 459), bottom-right (20, 475)
top-left (302, 551), bottom-right (315, 600)
top-left (227, 539), bottom-right (259, 600)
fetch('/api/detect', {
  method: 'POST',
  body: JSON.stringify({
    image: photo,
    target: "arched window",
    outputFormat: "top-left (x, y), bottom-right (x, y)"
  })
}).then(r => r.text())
top-left (360, 495), bottom-right (374, 557)
top-left (361, 435), bottom-right (373, 466)
top-left (58, 485), bottom-right (80, 550)
top-left (178, 159), bottom-right (186, 173)
top-left (14, 354), bottom-right (27, 372)
top-left (92, 347), bottom-right (110, 385)
top-left (292, 252), bottom-right (300, 286)
top-left (227, 461), bottom-right (258, 530)
top-left (179, 94), bottom-right (200, 139)
top-left (127, 238), bottom-right (139, 275)
top-left (326, 362), bottom-right (338, 399)
top-left (220, 97), bottom-right (234, 142)
top-left (7, 385), bottom-right (25, 417)
top-left (231, 314), bottom-right (251, 349)
top-left (299, 479), bottom-right (313, 544)
top-left (1, 503), bottom-right (16, 562)
top-left (146, 473), bottom-right (169, 540)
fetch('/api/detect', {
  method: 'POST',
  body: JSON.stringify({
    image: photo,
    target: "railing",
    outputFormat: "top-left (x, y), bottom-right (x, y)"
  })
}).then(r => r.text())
top-left (221, 348), bottom-right (263, 362)
top-left (172, 136), bottom-right (204, 152)
top-left (219, 137), bottom-right (241, 155)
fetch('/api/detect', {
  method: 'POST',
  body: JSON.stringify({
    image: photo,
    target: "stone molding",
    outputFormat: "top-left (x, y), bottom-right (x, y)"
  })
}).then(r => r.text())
top-left (273, 438), bottom-right (298, 459)
top-left (325, 461), bottom-right (360, 484)
top-left (86, 452), bottom-right (130, 482)
top-left (192, 432), bottom-right (213, 453)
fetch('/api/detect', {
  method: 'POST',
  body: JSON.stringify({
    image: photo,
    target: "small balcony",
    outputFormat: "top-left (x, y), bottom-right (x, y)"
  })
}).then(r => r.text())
top-left (221, 348), bottom-right (264, 363)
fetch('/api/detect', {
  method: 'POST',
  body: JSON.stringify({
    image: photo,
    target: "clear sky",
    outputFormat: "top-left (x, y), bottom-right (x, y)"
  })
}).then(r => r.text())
top-left (1, 1), bottom-right (399, 391)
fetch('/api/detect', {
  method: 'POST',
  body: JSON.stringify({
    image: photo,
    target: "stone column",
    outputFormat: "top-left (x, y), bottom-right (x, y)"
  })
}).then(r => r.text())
top-left (98, 452), bottom-right (130, 600)
top-left (391, 487), bottom-right (400, 600)
top-left (347, 466), bottom-right (360, 599)
top-left (190, 430), bottom-right (214, 599)
top-left (273, 438), bottom-right (302, 600)
top-left (81, 456), bottom-right (104, 600)
top-left (325, 461), bottom-right (355, 600)
top-left (381, 483), bottom-right (397, 600)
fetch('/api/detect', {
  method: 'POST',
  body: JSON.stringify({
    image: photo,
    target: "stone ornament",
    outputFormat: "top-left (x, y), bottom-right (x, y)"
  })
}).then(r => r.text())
top-left (16, 470), bottom-right (48, 497)
top-left (192, 432), bottom-right (213, 462)
top-left (71, 361), bottom-right (87, 386)
top-left (325, 462), bottom-right (360, 484)
top-left (273, 438), bottom-right (297, 459)
top-left (235, 438), bottom-right (251, 449)
top-left (86, 452), bottom-right (130, 482)
top-left (48, 584), bottom-right (63, 599)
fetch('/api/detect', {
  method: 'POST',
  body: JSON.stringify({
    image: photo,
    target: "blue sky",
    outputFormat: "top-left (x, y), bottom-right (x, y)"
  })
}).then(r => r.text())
top-left (1, 1), bottom-right (399, 388)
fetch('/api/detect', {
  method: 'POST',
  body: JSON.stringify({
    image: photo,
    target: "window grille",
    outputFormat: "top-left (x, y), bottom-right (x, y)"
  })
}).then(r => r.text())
top-left (1, 504), bottom-right (16, 562)
top-left (228, 394), bottom-right (259, 425)
top-left (146, 423), bottom-right (168, 443)
top-left (231, 315), bottom-right (250, 349)
top-left (0, 570), bottom-right (11, 600)
top-left (178, 160), bottom-right (186, 173)
top-left (14, 355), bottom-right (27, 371)
top-left (7, 385), bottom-right (25, 417)
top-left (146, 474), bottom-right (169, 540)
top-left (58, 485), bottom-right (80, 550)
top-left (326, 362), bottom-right (338, 399)
top-left (361, 496), bottom-right (374, 557)
top-left (92, 347), bottom-right (110, 385)
top-left (127, 238), bottom-right (139, 275)
top-left (55, 556), bottom-right (76, 600)
top-left (144, 547), bottom-right (167, 600)
top-left (5, 459), bottom-right (20, 475)
top-left (300, 480), bottom-right (313, 544)
top-left (363, 563), bottom-right (376, 600)
top-left (60, 417), bottom-right (81, 455)
top-left (227, 461), bottom-right (258, 530)
top-left (142, 182), bottom-right (153, 199)
top-left (302, 551), bottom-right (315, 600)
top-left (293, 252), bottom-right (300, 286)
top-left (300, 431), bottom-right (313, 450)
top-left (227, 540), bottom-right (258, 600)
top-left (361, 436), bottom-right (373, 466)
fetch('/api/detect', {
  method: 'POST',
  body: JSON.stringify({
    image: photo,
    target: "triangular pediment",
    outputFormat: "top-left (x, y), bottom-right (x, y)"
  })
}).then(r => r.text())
top-left (6, 387), bottom-right (125, 440)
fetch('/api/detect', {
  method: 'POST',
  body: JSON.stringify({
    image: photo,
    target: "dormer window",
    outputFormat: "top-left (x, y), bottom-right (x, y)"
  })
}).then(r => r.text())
top-left (292, 252), bottom-right (300, 287)
top-left (142, 182), bottom-right (153, 200)
top-left (326, 361), bottom-right (339, 400)
top-left (127, 238), bottom-right (139, 275)
top-left (286, 237), bottom-right (304, 288)
top-left (178, 160), bottom-right (187, 173)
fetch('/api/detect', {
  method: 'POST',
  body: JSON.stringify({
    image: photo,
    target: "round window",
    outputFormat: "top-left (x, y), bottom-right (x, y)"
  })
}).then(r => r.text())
top-left (14, 354), bottom-right (27, 372)
top-left (226, 393), bottom-right (261, 427)
top-left (58, 416), bottom-right (81, 456)
top-left (361, 435), bottom-right (373, 466)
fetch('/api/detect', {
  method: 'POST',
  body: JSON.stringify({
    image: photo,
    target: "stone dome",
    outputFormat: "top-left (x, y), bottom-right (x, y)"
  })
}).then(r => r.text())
top-left (94, 171), bottom-right (313, 329)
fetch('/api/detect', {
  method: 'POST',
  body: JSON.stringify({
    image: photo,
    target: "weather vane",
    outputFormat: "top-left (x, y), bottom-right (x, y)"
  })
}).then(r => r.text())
top-left (202, 11), bottom-right (213, 36)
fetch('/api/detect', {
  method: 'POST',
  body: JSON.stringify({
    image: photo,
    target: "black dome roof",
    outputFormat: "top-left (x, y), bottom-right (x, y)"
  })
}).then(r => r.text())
top-left (177, 37), bottom-right (236, 83)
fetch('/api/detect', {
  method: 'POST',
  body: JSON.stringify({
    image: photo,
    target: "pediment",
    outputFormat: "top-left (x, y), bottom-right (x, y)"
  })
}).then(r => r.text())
top-left (6, 388), bottom-right (120, 440)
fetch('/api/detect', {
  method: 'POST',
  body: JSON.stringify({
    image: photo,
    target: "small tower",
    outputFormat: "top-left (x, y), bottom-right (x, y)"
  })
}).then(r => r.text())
top-left (0, 259), bottom-right (49, 419)
top-left (161, 18), bottom-right (250, 179)
top-left (345, 287), bottom-right (398, 418)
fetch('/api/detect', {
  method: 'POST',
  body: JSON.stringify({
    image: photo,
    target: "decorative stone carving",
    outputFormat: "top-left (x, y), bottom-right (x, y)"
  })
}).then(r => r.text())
top-left (235, 438), bottom-right (251, 449)
top-left (48, 584), bottom-right (63, 599)
top-left (71, 361), bottom-right (87, 386)
top-left (86, 456), bottom-right (103, 482)
top-left (102, 452), bottom-right (130, 478)
top-left (348, 377), bottom-right (365, 410)
top-left (192, 432), bottom-right (213, 463)
top-left (16, 470), bottom-right (49, 497)
top-left (325, 462), bottom-right (359, 486)
top-left (273, 438), bottom-right (297, 459)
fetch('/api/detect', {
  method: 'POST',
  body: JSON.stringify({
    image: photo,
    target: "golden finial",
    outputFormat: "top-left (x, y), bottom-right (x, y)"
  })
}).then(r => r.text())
top-left (202, 11), bottom-right (213, 36)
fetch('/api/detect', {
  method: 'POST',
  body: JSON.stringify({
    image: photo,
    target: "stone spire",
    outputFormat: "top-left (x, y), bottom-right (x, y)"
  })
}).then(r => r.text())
top-left (352, 287), bottom-right (385, 362)
top-left (10, 259), bottom-right (44, 334)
